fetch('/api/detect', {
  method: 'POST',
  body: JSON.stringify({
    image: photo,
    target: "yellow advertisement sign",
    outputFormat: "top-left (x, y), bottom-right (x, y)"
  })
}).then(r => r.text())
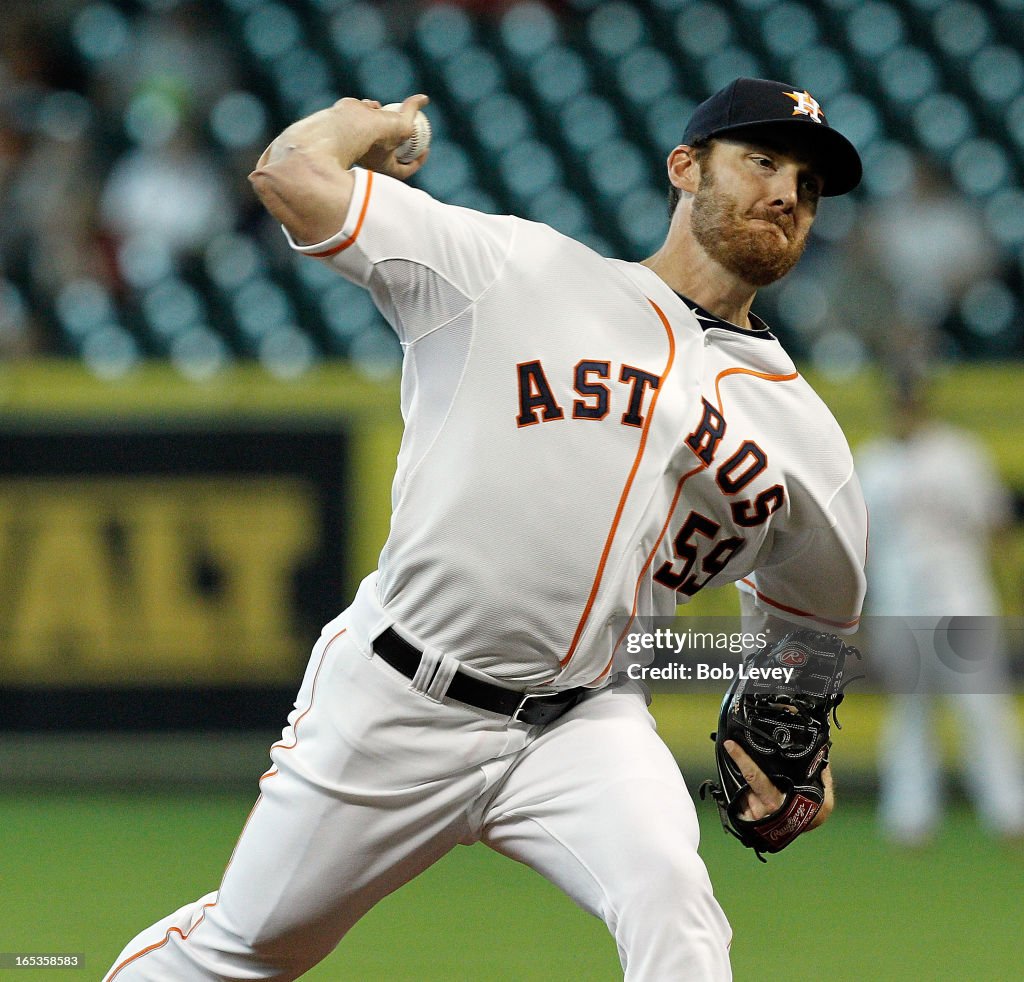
top-left (0, 477), bottom-right (320, 684)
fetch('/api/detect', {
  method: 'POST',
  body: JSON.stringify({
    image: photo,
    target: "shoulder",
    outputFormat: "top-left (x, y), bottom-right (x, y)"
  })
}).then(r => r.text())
top-left (770, 375), bottom-right (859, 506)
top-left (789, 374), bottom-right (851, 444)
top-left (361, 168), bottom-right (519, 236)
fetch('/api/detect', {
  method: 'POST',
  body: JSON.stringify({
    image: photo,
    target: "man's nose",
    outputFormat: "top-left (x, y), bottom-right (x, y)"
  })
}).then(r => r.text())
top-left (768, 169), bottom-right (799, 211)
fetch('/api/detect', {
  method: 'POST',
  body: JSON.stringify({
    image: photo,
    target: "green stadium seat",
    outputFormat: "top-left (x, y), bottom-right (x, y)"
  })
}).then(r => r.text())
top-left (498, 1), bottom-right (560, 64)
top-left (844, 2), bottom-right (906, 60)
top-left (527, 45), bottom-right (591, 108)
top-left (673, 2), bottom-right (733, 61)
top-left (877, 46), bottom-right (941, 106)
top-left (761, 2), bottom-right (820, 60)
top-left (786, 45), bottom-right (852, 101)
top-left (470, 93), bottom-right (535, 154)
top-left (414, 4), bottom-right (476, 64)
top-left (328, 2), bottom-right (387, 64)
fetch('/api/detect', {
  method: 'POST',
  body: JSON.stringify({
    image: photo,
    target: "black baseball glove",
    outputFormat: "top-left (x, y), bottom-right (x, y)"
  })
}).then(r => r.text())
top-left (699, 629), bottom-right (861, 862)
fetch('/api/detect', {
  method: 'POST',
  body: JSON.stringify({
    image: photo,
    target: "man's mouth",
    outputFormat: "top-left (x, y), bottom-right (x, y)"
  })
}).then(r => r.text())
top-left (749, 216), bottom-right (792, 240)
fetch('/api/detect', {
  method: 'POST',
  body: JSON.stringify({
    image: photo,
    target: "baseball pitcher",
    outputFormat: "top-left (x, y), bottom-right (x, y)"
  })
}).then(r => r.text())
top-left (105, 77), bottom-right (867, 981)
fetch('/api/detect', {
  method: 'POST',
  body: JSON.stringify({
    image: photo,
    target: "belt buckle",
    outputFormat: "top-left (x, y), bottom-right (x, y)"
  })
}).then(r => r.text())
top-left (510, 692), bottom-right (547, 725)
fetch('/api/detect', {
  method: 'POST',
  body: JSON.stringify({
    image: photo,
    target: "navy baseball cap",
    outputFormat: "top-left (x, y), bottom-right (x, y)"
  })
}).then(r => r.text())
top-left (681, 77), bottom-right (862, 196)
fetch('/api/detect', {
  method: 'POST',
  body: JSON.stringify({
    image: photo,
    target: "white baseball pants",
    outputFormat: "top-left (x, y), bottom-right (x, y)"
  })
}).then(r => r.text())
top-left (104, 582), bottom-right (732, 980)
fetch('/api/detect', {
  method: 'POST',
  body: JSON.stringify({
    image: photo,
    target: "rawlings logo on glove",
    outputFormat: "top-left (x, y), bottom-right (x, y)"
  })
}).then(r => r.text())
top-left (699, 629), bottom-right (861, 862)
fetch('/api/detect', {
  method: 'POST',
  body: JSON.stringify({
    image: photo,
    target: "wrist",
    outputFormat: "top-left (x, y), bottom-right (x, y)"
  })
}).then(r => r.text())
top-left (275, 101), bottom-right (376, 171)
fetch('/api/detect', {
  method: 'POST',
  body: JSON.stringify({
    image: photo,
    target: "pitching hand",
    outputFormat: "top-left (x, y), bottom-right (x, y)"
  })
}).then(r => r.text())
top-left (352, 94), bottom-right (431, 179)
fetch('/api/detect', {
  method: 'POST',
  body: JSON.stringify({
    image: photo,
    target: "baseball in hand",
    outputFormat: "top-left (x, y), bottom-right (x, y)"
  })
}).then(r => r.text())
top-left (381, 103), bottom-right (431, 164)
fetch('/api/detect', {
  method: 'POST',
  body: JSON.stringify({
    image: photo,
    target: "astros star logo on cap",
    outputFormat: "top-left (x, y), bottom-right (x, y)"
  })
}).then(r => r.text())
top-left (784, 90), bottom-right (824, 123)
top-left (680, 78), bottom-right (861, 194)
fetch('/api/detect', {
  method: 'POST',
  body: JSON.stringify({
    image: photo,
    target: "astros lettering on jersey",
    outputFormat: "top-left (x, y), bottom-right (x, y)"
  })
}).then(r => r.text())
top-left (290, 167), bottom-right (867, 692)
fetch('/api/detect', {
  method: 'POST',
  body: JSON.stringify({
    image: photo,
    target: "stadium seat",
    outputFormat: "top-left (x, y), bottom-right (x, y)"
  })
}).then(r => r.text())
top-left (616, 47), bottom-right (678, 108)
top-left (876, 46), bottom-right (940, 106)
top-left (644, 94), bottom-right (698, 153)
top-left (968, 45), bottom-right (1024, 106)
top-left (242, 2), bottom-right (305, 62)
top-left (531, 44), bottom-right (592, 108)
top-left (523, 185), bottom-right (593, 240)
top-left (272, 47), bottom-right (335, 114)
top-left (760, 2), bottom-right (820, 60)
top-left (414, 3), bottom-right (475, 64)
top-left (328, 2), bottom-right (387, 64)
top-left (559, 93), bottom-right (622, 153)
top-left (498, 138), bottom-right (564, 202)
top-left (355, 46), bottom-right (421, 106)
top-left (470, 93), bottom-right (535, 154)
top-left (786, 46), bottom-right (852, 102)
top-left (498, 2), bottom-right (560, 64)
top-left (142, 277), bottom-right (203, 341)
top-left (585, 2), bottom-right (647, 60)
top-left (702, 46), bottom-right (766, 95)
top-left (412, 138), bottom-right (474, 200)
top-left (673, 2), bottom-right (733, 61)
top-left (931, 1), bottom-right (992, 60)
top-left (912, 92), bottom-right (976, 154)
top-left (440, 46), bottom-right (507, 107)
top-left (844, 2), bottom-right (906, 60)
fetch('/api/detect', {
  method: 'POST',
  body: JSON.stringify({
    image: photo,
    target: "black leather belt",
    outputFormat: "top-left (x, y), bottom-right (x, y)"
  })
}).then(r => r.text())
top-left (372, 627), bottom-right (586, 726)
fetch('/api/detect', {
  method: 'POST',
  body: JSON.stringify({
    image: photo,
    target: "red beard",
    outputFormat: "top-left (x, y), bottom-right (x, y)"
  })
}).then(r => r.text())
top-left (690, 170), bottom-right (809, 287)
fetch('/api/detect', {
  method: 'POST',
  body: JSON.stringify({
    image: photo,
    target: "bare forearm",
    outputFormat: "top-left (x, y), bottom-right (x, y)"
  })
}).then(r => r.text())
top-left (248, 95), bottom-right (429, 246)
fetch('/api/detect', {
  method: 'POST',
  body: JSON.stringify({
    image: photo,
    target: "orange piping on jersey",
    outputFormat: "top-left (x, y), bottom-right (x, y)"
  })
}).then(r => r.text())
top-left (306, 171), bottom-right (375, 258)
top-left (267, 627), bottom-right (346, 759)
top-left (107, 903), bottom-right (217, 979)
top-left (713, 366), bottom-right (798, 413)
top-left (592, 462), bottom-right (708, 683)
top-left (739, 578), bottom-right (860, 629)
top-left (562, 298), bottom-right (676, 669)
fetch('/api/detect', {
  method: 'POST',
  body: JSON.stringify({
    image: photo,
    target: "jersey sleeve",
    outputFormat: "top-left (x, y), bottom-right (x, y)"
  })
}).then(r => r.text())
top-left (737, 466), bottom-right (868, 635)
top-left (284, 167), bottom-right (515, 344)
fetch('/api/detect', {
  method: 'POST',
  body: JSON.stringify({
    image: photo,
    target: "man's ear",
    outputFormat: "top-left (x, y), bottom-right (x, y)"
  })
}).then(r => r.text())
top-left (668, 144), bottom-right (703, 197)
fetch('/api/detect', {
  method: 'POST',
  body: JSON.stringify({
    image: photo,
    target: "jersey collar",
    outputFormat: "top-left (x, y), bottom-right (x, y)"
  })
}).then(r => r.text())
top-left (674, 292), bottom-right (776, 341)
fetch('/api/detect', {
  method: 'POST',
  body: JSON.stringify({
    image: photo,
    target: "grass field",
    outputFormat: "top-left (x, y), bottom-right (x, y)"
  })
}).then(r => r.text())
top-left (2, 790), bottom-right (1021, 981)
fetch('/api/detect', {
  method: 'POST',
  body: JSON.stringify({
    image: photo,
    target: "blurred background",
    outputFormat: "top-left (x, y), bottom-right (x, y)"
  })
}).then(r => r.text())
top-left (2, 0), bottom-right (1023, 978)
top-left (3, 0), bottom-right (1024, 371)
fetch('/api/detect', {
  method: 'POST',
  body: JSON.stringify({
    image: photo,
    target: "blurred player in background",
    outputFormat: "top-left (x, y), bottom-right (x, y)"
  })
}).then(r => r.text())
top-left (858, 372), bottom-right (1024, 846)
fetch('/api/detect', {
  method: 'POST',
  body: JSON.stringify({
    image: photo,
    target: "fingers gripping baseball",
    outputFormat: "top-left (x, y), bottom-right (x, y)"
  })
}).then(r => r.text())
top-left (350, 94), bottom-right (431, 179)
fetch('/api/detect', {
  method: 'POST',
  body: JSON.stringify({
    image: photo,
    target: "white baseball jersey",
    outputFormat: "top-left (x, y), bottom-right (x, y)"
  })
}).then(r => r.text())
top-left (288, 168), bottom-right (867, 690)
